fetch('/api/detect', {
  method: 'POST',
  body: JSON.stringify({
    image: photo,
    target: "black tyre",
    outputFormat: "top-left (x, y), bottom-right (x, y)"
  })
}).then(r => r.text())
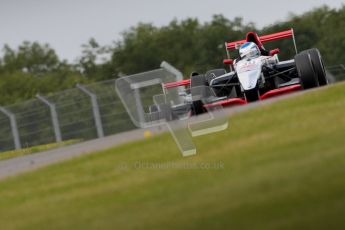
top-left (149, 104), bottom-right (158, 113)
top-left (295, 52), bottom-right (319, 89)
top-left (304, 48), bottom-right (328, 86)
top-left (158, 103), bottom-right (173, 121)
top-left (190, 74), bottom-right (207, 115)
top-left (205, 69), bottom-right (227, 85)
top-left (244, 88), bottom-right (260, 102)
top-left (148, 104), bottom-right (159, 121)
top-left (190, 74), bottom-right (207, 95)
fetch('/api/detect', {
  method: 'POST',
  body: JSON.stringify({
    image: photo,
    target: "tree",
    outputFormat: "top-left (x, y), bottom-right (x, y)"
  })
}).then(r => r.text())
top-left (2, 41), bottom-right (60, 75)
top-left (77, 38), bottom-right (114, 80)
top-left (0, 42), bottom-right (86, 104)
top-left (109, 16), bottom-right (255, 77)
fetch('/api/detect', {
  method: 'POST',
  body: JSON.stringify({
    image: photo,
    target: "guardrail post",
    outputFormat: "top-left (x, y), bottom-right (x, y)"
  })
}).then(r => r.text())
top-left (0, 107), bottom-right (21, 150)
top-left (76, 84), bottom-right (104, 138)
top-left (36, 94), bottom-right (62, 142)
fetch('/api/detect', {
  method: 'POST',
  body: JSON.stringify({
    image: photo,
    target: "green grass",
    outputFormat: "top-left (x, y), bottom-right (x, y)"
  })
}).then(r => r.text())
top-left (0, 139), bottom-right (80, 161)
top-left (1, 83), bottom-right (345, 230)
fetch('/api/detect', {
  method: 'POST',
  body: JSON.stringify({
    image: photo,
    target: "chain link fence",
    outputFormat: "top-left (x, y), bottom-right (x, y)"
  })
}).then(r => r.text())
top-left (0, 80), bottom-right (133, 152)
top-left (0, 62), bottom-right (182, 152)
top-left (0, 63), bottom-right (344, 153)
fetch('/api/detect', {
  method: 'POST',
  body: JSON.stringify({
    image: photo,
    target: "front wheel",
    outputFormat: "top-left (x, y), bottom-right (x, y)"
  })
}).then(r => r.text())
top-left (305, 48), bottom-right (328, 86)
top-left (244, 88), bottom-right (260, 102)
top-left (295, 52), bottom-right (319, 89)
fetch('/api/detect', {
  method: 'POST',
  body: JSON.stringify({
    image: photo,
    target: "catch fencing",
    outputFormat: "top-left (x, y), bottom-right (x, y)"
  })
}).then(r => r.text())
top-left (0, 79), bottom-right (136, 152)
top-left (0, 62), bottom-right (181, 152)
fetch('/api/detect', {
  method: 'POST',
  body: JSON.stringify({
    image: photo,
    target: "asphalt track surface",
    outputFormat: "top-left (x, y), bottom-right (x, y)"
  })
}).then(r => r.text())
top-left (0, 89), bottom-right (311, 180)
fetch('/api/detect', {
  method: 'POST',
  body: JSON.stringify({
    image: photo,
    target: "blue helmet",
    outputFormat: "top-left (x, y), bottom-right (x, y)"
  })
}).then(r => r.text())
top-left (239, 42), bottom-right (260, 59)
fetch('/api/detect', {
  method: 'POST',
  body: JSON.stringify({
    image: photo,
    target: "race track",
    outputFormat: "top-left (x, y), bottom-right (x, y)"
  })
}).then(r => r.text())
top-left (0, 88), bottom-right (312, 180)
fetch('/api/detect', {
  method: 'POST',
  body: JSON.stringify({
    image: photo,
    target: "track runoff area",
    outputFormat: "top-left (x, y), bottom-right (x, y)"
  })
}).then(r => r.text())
top-left (0, 83), bottom-right (321, 180)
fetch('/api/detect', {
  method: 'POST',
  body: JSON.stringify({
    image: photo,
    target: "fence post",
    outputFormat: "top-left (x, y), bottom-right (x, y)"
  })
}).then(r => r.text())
top-left (132, 87), bottom-right (146, 125)
top-left (0, 107), bottom-right (21, 150)
top-left (36, 95), bottom-right (62, 142)
top-left (76, 84), bottom-right (104, 138)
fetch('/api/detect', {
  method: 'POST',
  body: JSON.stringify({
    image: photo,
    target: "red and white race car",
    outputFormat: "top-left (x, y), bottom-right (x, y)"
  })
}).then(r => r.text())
top-left (155, 28), bottom-right (328, 118)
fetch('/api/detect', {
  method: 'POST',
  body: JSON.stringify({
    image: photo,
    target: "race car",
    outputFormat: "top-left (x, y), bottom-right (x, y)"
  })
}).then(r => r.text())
top-left (151, 28), bottom-right (328, 119)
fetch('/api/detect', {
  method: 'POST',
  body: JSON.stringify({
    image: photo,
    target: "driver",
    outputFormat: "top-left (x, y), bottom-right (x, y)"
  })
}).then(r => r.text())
top-left (238, 42), bottom-right (261, 60)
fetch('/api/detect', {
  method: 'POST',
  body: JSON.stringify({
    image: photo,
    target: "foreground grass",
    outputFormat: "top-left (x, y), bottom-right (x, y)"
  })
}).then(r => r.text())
top-left (1, 83), bottom-right (345, 230)
top-left (0, 139), bottom-right (80, 161)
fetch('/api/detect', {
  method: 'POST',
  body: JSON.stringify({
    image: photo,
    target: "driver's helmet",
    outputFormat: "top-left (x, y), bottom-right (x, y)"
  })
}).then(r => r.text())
top-left (239, 42), bottom-right (260, 59)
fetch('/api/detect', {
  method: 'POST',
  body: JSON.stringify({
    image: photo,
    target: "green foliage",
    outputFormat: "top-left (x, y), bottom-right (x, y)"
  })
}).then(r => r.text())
top-left (0, 6), bottom-right (344, 105)
top-left (1, 41), bottom-right (59, 74)
top-left (77, 38), bottom-right (114, 80)
top-left (0, 42), bottom-right (88, 104)
top-left (110, 15), bottom-right (255, 75)
top-left (262, 5), bottom-right (345, 64)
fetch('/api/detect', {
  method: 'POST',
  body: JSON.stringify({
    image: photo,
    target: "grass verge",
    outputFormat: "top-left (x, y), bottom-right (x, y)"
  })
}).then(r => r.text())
top-left (0, 83), bottom-right (345, 229)
top-left (0, 139), bottom-right (80, 161)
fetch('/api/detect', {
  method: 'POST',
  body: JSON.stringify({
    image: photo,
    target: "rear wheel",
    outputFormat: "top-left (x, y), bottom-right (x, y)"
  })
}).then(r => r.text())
top-left (148, 104), bottom-right (159, 121)
top-left (149, 104), bottom-right (173, 121)
top-left (205, 69), bottom-right (227, 85)
top-left (206, 68), bottom-right (237, 98)
top-left (244, 88), bottom-right (260, 102)
top-left (149, 104), bottom-right (158, 113)
top-left (158, 103), bottom-right (173, 121)
top-left (190, 75), bottom-right (207, 115)
top-left (295, 52), bottom-right (319, 89)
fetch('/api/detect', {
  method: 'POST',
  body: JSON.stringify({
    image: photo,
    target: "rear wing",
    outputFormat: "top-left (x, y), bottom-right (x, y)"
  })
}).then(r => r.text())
top-left (226, 28), bottom-right (298, 54)
top-left (163, 79), bottom-right (190, 89)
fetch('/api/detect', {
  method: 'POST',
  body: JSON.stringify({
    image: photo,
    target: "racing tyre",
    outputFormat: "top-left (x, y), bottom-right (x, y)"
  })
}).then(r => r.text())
top-left (304, 48), bottom-right (328, 86)
top-left (149, 104), bottom-right (160, 121)
top-left (149, 104), bottom-right (158, 113)
top-left (244, 88), bottom-right (260, 102)
top-left (158, 103), bottom-right (173, 121)
top-left (190, 74), bottom-right (207, 115)
top-left (295, 52), bottom-right (319, 89)
top-left (205, 69), bottom-right (227, 85)
top-left (191, 74), bottom-right (207, 96)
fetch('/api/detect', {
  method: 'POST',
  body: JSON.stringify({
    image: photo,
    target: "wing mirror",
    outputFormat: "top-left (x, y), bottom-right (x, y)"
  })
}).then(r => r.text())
top-left (223, 59), bottom-right (234, 65)
top-left (269, 48), bottom-right (280, 56)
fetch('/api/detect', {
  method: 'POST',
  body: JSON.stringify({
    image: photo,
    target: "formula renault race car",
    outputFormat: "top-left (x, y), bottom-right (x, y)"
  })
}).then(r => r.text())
top-left (154, 28), bottom-right (328, 118)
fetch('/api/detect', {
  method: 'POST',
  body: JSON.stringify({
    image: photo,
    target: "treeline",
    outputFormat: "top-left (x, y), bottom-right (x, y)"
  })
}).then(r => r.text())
top-left (0, 5), bottom-right (344, 105)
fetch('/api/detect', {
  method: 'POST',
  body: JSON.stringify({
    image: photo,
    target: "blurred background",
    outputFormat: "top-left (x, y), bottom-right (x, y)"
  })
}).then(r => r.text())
top-left (0, 0), bottom-right (344, 152)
